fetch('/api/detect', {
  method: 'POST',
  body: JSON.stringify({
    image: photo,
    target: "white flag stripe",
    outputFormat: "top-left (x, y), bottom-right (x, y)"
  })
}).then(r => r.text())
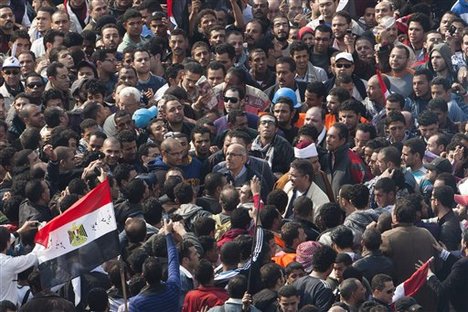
top-left (36, 203), bottom-right (117, 263)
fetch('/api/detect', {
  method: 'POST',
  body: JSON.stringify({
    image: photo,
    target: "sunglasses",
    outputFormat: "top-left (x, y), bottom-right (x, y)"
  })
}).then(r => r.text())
top-left (223, 96), bottom-right (239, 104)
top-left (27, 83), bottom-right (44, 88)
top-left (3, 70), bottom-right (19, 76)
top-left (335, 63), bottom-right (352, 69)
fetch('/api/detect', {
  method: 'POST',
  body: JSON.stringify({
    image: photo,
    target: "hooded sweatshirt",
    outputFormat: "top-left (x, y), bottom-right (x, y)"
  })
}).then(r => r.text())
top-left (428, 43), bottom-right (456, 84)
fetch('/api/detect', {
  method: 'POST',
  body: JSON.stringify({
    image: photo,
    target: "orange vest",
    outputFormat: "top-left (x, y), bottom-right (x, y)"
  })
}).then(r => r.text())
top-left (272, 251), bottom-right (297, 267)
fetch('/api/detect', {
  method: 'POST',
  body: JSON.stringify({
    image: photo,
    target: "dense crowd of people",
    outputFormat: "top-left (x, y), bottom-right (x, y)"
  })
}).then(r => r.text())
top-left (1, 0), bottom-right (468, 311)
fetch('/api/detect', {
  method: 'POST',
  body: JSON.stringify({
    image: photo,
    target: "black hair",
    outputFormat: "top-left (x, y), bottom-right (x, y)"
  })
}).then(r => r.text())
top-left (330, 226), bottom-right (354, 249)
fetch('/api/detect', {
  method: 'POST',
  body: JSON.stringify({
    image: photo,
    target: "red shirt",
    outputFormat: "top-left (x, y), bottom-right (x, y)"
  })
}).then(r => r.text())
top-left (182, 285), bottom-right (229, 312)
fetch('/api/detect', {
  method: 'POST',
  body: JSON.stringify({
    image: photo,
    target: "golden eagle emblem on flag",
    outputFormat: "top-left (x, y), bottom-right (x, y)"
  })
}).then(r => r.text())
top-left (68, 224), bottom-right (88, 247)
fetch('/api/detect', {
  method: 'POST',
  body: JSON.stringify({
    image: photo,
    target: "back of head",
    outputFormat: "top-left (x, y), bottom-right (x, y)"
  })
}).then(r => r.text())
top-left (312, 245), bottom-right (337, 273)
top-left (339, 278), bottom-right (359, 301)
top-left (143, 256), bottom-right (163, 285)
top-left (194, 259), bottom-right (214, 286)
top-left (227, 275), bottom-right (247, 299)
top-left (260, 262), bottom-right (284, 289)
top-left (361, 228), bottom-right (382, 251)
top-left (230, 207), bottom-right (251, 229)
top-left (330, 225), bottom-right (354, 250)
top-left (394, 197), bottom-right (417, 224)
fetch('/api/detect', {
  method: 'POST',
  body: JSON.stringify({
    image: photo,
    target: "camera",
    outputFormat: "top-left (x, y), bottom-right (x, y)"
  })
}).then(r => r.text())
top-left (449, 25), bottom-right (457, 36)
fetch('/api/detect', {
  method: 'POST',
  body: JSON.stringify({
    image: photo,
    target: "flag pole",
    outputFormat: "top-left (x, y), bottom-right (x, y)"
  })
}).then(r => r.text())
top-left (120, 258), bottom-right (128, 312)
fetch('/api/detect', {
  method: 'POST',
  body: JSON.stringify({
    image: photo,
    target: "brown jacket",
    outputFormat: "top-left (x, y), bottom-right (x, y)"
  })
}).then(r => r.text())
top-left (381, 223), bottom-right (438, 309)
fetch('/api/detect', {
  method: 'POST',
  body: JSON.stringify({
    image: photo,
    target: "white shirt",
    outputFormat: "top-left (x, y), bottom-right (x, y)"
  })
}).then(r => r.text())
top-left (0, 252), bottom-right (37, 303)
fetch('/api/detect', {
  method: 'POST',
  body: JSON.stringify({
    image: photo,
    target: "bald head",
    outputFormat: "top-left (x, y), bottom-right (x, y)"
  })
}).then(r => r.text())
top-left (225, 143), bottom-right (247, 173)
top-left (103, 137), bottom-right (121, 166)
top-left (161, 137), bottom-right (184, 166)
top-left (305, 107), bottom-right (324, 131)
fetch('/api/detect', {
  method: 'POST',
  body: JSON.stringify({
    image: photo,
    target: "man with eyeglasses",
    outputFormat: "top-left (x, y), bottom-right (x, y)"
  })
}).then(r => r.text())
top-left (369, 274), bottom-right (395, 311)
top-left (24, 73), bottom-right (46, 105)
top-left (325, 52), bottom-right (368, 101)
top-left (251, 114), bottom-right (293, 177)
top-left (0, 56), bottom-right (23, 112)
top-left (214, 86), bottom-right (259, 135)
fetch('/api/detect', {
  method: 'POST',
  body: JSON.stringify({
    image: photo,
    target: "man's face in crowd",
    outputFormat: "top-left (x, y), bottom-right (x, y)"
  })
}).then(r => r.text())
top-left (122, 140), bottom-right (137, 161)
top-left (52, 12), bottom-right (70, 32)
top-left (408, 21), bottom-right (425, 45)
top-left (385, 100), bottom-right (401, 116)
top-left (276, 63), bottom-right (295, 88)
top-left (88, 134), bottom-right (104, 152)
top-left (25, 76), bottom-right (45, 98)
top-left (366, 76), bottom-right (383, 102)
top-left (169, 34), bottom-right (187, 56)
top-left (413, 74), bottom-right (430, 98)
top-left (304, 90), bottom-right (322, 108)
top-left (401, 145), bottom-right (417, 168)
top-left (2, 67), bottom-right (21, 88)
top-left (440, 13), bottom-right (455, 35)
top-left (224, 89), bottom-right (242, 113)
top-left (355, 39), bottom-right (373, 61)
top-left (209, 29), bottom-right (226, 46)
top-left (52, 66), bottom-right (70, 91)
top-left (225, 144), bottom-right (247, 172)
top-left (102, 27), bottom-right (121, 49)
top-left (368, 151), bottom-right (381, 176)
top-left (258, 115), bottom-right (277, 139)
top-left (363, 7), bottom-right (376, 27)
top-left (0, 8), bottom-right (14, 32)
top-left (278, 295), bottom-right (300, 312)
top-left (207, 68), bottom-right (225, 87)
top-left (431, 51), bottom-right (447, 73)
top-left (124, 17), bottom-right (143, 37)
top-left (374, 281), bottom-right (395, 305)
top-left (292, 49), bottom-right (309, 72)
top-left (115, 114), bottom-right (133, 133)
top-left (193, 132), bottom-right (211, 156)
top-left (249, 50), bottom-right (267, 74)
top-left (118, 94), bottom-right (140, 115)
top-left (338, 110), bottom-right (359, 131)
top-left (425, 32), bottom-right (443, 52)
top-left (304, 108), bottom-right (324, 131)
top-left (354, 130), bottom-right (370, 154)
top-left (273, 103), bottom-right (294, 127)
top-left (164, 100), bottom-right (184, 124)
top-left (273, 16), bottom-right (289, 42)
top-left (181, 70), bottom-right (201, 95)
top-left (463, 34), bottom-right (468, 57)
top-left (133, 51), bottom-right (151, 74)
top-left (215, 52), bottom-right (234, 71)
top-left (314, 30), bottom-right (331, 54)
top-left (245, 21), bottom-right (262, 46)
top-left (375, 2), bottom-right (393, 23)
top-left (19, 53), bottom-right (35, 77)
top-left (24, 105), bottom-right (45, 128)
top-left (118, 68), bottom-right (138, 86)
top-left (332, 15), bottom-right (349, 39)
top-left (419, 123), bottom-right (439, 141)
top-left (192, 46), bottom-right (211, 67)
top-left (78, 66), bottom-right (96, 80)
top-left (150, 18), bottom-right (168, 38)
top-left (326, 126), bottom-right (345, 152)
top-left (10, 38), bottom-right (30, 57)
top-left (252, 0), bottom-right (269, 19)
top-left (431, 84), bottom-right (450, 101)
top-left (199, 13), bottom-right (217, 35)
top-left (318, 0), bottom-right (336, 19)
top-left (36, 10), bottom-right (51, 32)
top-left (333, 59), bottom-right (354, 78)
top-left (389, 47), bottom-right (408, 72)
top-left (427, 135), bottom-right (442, 155)
top-left (103, 140), bottom-right (121, 166)
top-left (387, 121), bottom-right (406, 143)
top-left (227, 34), bottom-right (244, 57)
top-left (90, 0), bottom-right (108, 20)
top-left (376, 151), bottom-right (390, 174)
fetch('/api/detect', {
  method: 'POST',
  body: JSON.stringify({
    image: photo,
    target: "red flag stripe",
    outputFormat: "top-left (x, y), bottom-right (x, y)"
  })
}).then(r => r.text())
top-left (35, 179), bottom-right (112, 247)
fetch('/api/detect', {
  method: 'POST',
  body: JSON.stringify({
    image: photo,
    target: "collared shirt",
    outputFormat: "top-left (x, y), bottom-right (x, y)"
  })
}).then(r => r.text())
top-left (296, 62), bottom-right (328, 84)
top-left (117, 33), bottom-right (149, 53)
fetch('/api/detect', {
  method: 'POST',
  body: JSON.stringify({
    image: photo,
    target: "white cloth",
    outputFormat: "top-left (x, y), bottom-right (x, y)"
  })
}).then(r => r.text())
top-left (31, 37), bottom-right (45, 59)
top-left (0, 253), bottom-right (37, 303)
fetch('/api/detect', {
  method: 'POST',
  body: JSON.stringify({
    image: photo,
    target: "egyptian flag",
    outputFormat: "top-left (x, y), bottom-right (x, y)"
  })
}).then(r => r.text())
top-left (34, 179), bottom-right (119, 289)
top-left (376, 70), bottom-right (391, 100)
top-left (392, 257), bottom-right (433, 303)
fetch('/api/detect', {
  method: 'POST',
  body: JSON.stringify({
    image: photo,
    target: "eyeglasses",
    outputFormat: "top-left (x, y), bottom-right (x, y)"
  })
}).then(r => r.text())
top-left (3, 70), bottom-right (19, 76)
top-left (223, 96), bottom-right (239, 104)
top-left (335, 63), bottom-right (353, 69)
top-left (27, 82), bottom-right (44, 88)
